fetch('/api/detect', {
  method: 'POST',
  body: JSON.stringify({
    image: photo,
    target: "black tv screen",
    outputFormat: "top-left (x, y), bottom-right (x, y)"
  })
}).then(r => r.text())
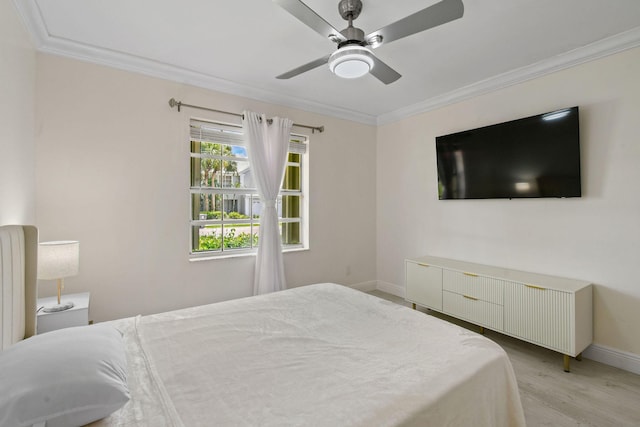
top-left (436, 107), bottom-right (581, 200)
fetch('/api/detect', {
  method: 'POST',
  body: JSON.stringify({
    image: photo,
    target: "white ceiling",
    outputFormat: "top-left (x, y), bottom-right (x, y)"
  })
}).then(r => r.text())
top-left (14, 0), bottom-right (640, 125)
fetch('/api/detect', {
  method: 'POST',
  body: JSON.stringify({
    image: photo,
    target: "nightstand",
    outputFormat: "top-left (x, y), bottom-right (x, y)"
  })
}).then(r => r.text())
top-left (37, 292), bottom-right (90, 334)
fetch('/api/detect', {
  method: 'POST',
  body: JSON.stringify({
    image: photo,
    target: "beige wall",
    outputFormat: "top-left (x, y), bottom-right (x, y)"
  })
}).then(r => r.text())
top-left (0, 0), bottom-right (36, 225)
top-left (35, 54), bottom-right (377, 322)
top-left (377, 47), bottom-right (640, 355)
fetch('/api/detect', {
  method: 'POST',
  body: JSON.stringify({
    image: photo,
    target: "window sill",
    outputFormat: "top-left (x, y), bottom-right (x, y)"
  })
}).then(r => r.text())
top-left (189, 246), bottom-right (309, 263)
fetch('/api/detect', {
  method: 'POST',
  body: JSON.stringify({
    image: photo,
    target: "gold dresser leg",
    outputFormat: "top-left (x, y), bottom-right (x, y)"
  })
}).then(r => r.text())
top-left (479, 326), bottom-right (485, 334)
top-left (564, 355), bottom-right (571, 372)
top-left (412, 303), bottom-right (416, 310)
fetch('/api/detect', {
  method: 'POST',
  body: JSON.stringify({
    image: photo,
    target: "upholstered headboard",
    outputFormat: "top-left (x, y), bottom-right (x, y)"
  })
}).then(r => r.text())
top-left (0, 225), bottom-right (38, 350)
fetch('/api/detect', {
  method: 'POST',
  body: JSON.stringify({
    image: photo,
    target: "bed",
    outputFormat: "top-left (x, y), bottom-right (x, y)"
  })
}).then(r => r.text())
top-left (1, 225), bottom-right (526, 427)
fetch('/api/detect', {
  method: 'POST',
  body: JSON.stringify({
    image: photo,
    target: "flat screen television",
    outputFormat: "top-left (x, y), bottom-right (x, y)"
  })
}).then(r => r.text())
top-left (436, 106), bottom-right (581, 200)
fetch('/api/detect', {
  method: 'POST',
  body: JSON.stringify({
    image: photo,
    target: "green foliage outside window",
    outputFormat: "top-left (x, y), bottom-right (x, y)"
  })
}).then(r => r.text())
top-left (198, 229), bottom-right (258, 251)
top-left (201, 211), bottom-right (251, 220)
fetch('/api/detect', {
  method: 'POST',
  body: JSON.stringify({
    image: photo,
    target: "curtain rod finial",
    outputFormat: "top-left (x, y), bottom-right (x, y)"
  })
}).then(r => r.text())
top-left (168, 98), bottom-right (182, 112)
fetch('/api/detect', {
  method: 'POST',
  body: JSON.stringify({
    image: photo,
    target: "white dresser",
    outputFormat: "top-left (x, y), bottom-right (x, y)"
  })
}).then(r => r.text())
top-left (405, 256), bottom-right (592, 371)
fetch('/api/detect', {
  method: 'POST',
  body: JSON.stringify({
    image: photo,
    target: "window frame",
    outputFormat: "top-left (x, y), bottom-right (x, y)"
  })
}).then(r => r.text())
top-left (189, 119), bottom-right (309, 259)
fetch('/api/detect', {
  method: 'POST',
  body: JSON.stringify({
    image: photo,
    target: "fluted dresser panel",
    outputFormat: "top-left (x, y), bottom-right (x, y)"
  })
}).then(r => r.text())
top-left (405, 256), bottom-right (592, 370)
top-left (506, 284), bottom-right (573, 352)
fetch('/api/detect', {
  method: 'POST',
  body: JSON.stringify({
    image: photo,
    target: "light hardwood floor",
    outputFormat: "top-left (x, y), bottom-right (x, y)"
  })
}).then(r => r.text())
top-left (368, 290), bottom-right (640, 427)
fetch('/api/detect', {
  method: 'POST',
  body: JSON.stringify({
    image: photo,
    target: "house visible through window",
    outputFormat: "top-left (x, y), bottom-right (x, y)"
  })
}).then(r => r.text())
top-left (189, 119), bottom-right (308, 256)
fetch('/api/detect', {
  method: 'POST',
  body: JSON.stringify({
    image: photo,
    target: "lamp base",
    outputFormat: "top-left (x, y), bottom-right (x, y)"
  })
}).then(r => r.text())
top-left (42, 301), bottom-right (75, 313)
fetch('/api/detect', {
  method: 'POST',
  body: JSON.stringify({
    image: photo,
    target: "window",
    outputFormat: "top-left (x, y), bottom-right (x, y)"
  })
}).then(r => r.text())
top-left (189, 119), bottom-right (308, 257)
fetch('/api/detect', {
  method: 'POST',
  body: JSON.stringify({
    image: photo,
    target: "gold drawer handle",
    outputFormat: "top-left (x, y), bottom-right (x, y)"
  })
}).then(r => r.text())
top-left (418, 263), bottom-right (430, 267)
top-left (463, 294), bottom-right (478, 301)
top-left (525, 284), bottom-right (547, 291)
top-left (463, 272), bottom-right (478, 277)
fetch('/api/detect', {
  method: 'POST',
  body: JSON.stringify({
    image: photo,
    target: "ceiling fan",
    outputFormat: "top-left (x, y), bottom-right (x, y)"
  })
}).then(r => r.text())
top-left (274, 0), bottom-right (464, 84)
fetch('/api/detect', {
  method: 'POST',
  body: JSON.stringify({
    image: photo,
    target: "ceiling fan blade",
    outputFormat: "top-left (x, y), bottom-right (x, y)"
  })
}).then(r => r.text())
top-left (366, 0), bottom-right (464, 48)
top-left (276, 54), bottom-right (331, 79)
top-left (273, 0), bottom-right (346, 43)
top-left (369, 54), bottom-right (402, 85)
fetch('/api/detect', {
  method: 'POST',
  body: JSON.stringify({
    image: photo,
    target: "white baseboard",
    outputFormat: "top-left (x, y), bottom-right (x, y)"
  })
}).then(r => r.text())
top-left (348, 281), bottom-right (377, 292)
top-left (375, 281), bottom-right (405, 298)
top-left (348, 280), bottom-right (404, 296)
top-left (583, 344), bottom-right (640, 375)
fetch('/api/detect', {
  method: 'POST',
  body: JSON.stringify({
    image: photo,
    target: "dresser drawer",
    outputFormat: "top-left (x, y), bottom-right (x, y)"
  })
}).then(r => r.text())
top-left (442, 270), bottom-right (504, 305)
top-left (405, 261), bottom-right (443, 311)
top-left (443, 290), bottom-right (504, 331)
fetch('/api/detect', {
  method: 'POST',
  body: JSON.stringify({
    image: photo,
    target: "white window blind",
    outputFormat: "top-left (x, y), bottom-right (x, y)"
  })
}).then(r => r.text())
top-left (190, 120), bottom-right (307, 154)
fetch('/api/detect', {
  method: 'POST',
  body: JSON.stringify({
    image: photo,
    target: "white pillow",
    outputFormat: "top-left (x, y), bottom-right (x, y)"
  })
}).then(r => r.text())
top-left (0, 323), bottom-right (130, 427)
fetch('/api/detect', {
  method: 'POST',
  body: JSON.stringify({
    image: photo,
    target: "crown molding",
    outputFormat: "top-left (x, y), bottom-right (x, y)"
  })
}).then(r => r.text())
top-left (11, 0), bottom-right (377, 126)
top-left (39, 36), bottom-right (378, 126)
top-left (13, 1), bottom-right (640, 127)
top-left (12, 0), bottom-right (46, 48)
top-left (376, 27), bottom-right (640, 126)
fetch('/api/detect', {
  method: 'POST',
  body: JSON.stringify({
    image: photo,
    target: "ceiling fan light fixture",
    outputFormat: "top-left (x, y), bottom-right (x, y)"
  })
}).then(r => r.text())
top-left (328, 45), bottom-right (374, 79)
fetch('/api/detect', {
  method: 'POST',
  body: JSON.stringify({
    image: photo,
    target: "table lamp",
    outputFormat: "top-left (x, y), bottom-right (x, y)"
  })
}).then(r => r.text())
top-left (38, 241), bottom-right (79, 312)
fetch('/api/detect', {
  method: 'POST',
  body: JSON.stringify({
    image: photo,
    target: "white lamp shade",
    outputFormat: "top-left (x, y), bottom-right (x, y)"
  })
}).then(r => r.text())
top-left (38, 241), bottom-right (80, 280)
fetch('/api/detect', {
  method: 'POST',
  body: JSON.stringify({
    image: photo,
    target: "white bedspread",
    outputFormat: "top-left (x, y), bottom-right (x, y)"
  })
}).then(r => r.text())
top-left (91, 283), bottom-right (525, 427)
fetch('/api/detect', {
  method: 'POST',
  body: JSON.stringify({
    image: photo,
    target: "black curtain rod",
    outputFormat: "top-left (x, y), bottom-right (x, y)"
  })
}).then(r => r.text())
top-left (168, 98), bottom-right (324, 133)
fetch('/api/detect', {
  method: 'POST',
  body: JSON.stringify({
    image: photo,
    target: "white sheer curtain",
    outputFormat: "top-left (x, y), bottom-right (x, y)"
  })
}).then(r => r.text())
top-left (243, 111), bottom-right (293, 295)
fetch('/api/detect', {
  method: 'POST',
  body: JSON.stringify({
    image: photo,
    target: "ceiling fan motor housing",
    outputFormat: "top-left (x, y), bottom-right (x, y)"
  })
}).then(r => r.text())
top-left (339, 27), bottom-right (366, 46)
